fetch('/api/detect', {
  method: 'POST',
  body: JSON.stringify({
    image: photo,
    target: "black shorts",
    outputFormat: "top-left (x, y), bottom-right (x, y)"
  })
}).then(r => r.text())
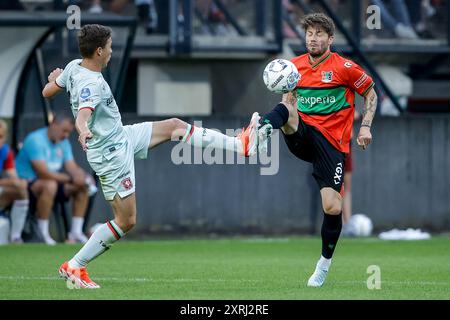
top-left (282, 116), bottom-right (346, 193)
top-left (28, 180), bottom-right (69, 208)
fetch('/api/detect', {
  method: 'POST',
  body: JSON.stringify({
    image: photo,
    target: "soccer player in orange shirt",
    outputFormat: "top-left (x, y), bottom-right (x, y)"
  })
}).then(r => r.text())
top-left (256, 13), bottom-right (377, 287)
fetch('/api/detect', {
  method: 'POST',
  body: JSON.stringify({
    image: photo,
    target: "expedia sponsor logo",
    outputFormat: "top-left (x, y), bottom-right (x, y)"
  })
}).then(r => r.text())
top-left (299, 95), bottom-right (336, 108)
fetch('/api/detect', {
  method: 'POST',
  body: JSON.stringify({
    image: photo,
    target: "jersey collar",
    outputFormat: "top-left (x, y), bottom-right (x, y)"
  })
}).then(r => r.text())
top-left (308, 51), bottom-right (331, 69)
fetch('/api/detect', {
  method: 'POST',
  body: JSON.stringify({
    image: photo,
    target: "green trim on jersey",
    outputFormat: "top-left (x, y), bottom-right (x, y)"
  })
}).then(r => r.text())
top-left (311, 52), bottom-right (331, 69)
top-left (362, 82), bottom-right (375, 96)
top-left (296, 86), bottom-right (350, 115)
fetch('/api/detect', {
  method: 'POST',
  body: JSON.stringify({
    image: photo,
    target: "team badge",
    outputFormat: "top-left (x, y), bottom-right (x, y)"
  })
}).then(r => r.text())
top-left (321, 71), bottom-right (333, 83)
top-left (121, 177), bottom-right (133, 190)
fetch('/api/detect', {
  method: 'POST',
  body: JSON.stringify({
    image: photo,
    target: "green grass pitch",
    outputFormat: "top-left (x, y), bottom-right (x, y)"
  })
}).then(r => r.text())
top-left (0, 236), bottom-right (449, 299)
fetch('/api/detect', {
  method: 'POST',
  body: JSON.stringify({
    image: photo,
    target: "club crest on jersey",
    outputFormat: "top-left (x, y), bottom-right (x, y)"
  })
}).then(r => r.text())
top-left (121, 177), bottom-right (133, 190)
top-left (80, 87), bottom-right (91, 99)
top-left (321, 71), bottom-right (333, 83)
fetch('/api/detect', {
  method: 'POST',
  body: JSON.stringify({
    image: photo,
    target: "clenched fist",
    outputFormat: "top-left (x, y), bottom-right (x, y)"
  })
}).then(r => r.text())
top-left (48, 68), bottom-right (63, 83)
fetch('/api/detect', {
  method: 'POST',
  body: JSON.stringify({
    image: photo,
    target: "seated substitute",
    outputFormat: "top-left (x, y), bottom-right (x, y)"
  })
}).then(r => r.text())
top-left (15, 114), bottom-right (93, 245)
top-left (0, 119), bottom-right (29, 243)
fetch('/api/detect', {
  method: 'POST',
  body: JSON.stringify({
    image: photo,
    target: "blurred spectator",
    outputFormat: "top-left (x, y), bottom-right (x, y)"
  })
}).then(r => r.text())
top-left (110, 0), bottom-right (158, 34)
top-left (0, 120), bottom-right (29, 244)
top-left (283, 0), bottom-right (301, 39)
top-left (196, 0), bottom-right (233, 35)
top-left (67, 0), bottom-right (100, 12)
top-left (410, 0), bottom-right (442, 39)
top-left (0, 0), bottom-right (25, 10)
top-left (15, 114), bottom-right (93, 245)
top-left (88, 0), bottom-right (103, 13)
top-left (370, 0), bottom-right (419, 39)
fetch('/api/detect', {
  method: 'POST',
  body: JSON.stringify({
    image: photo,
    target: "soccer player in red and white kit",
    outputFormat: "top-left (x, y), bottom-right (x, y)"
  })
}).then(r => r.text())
top-left (256, 13), bottom-right (377, 287)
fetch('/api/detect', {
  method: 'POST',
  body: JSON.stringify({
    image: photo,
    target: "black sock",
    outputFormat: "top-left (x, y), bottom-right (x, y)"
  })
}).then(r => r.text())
top-left (260, 103), bottom-right (289, 129)
top-left (321, 212), bottom-right (342, 259)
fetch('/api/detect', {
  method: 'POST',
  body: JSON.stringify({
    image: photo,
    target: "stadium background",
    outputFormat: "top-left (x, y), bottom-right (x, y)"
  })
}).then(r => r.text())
top-left (1, 0), bottom-right (449, 237)
top-left (0, 0), bottom-right (449, 303)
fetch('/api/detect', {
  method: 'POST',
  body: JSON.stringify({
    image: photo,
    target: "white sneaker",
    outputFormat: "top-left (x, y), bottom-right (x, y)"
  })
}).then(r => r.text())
top-left (395, 23), bottom-right (419, 39)
top-left (10, 236), bottom-right (24, 244)
top-left (67, 232), bottom-right (89, 244)
top-left (307, 267), bottom-right (328, 287)
top-left (307, 256), bottom-right (331, 287)
top-left (43, 236), bottom-right (57, 246)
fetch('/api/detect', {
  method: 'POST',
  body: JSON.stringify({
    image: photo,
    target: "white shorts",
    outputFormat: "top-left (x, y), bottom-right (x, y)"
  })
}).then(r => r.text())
top-left (88, 122), bottom-right (153, 201)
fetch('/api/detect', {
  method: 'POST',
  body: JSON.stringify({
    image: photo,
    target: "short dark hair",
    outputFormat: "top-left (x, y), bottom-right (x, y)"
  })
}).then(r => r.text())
top-left (78, 24), bottom-right (112, 58)
top-left (51, 111), bottom-right (74, 125)
top-left (300, 13), bottom-right (335, 36)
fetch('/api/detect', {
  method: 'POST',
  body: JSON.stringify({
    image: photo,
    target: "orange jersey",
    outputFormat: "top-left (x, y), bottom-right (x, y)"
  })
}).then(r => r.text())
top-left (291, 52), bottom-right (374, 153)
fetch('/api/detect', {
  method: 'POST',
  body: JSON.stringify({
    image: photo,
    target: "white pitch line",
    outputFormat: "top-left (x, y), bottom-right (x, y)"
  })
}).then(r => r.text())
top-left (0, 276), bottom-right (447, 287)
top-left (0, 275), bottom-right (263, 283)
top-left (331, 280), bottom-right (449, 286)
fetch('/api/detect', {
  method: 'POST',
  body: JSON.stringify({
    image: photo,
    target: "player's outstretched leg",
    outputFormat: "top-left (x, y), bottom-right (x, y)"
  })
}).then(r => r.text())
top-left (148, 114), bottom-right (259, 157)
top-left (59, 193), bottom-right (135, 289)
top-left (307, 188), bottom-right (343, 287)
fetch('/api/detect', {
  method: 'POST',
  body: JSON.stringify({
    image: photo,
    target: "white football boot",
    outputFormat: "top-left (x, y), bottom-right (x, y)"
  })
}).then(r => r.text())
top-left (307, 256), bottom-right (332, 287)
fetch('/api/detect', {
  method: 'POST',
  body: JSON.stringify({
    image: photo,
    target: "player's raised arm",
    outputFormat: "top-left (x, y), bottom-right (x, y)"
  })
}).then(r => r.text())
top-left (76, 108), bottom-right (93, 152)
top-left (357, 87), bottom-right (377, 150)
top-left (42, 68), bottom-right (64, 98)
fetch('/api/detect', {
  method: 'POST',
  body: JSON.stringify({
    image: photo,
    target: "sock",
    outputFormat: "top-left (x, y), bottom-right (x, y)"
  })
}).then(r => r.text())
top-left (70, 217), bottom-right (84, 236)
top-left (261, 103), bottom-right (289, 129)
top-left (321, 212), bottom-right (342, 259)
top-left (69, 220), bottom-right (124, 269)
top-left (182, 124), bottom-right (241, 153)
top-left (316, 255), bottom-right (332, 271)
top-left (10, 199), bottom-right (29, 240)
top-left (37, 219), bottom-right (51, 238)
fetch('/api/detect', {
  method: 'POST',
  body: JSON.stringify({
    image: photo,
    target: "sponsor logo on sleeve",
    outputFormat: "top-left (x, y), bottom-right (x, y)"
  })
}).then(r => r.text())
top-left (354, 73), bottom-right (369, 89)
top-left (80, 87), bottom-right (91, 99)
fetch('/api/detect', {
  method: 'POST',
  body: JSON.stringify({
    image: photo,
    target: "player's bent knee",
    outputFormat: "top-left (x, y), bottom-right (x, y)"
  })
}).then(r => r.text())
top-left (42, 180), bottom-right (58, 195)
top-left (322, 195), bottom-right (343, 215)
top-left (323, 201), bottom-right (342, 215)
